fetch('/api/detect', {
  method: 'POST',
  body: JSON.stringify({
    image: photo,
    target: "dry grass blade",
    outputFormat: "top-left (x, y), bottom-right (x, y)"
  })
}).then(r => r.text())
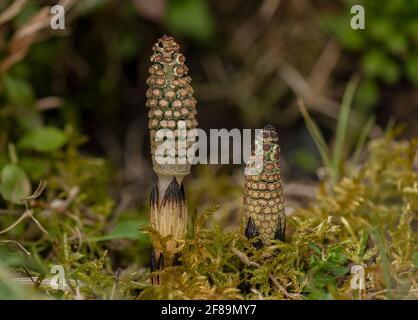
top-left (0, 240), bottom-right (31, 256)
top-left (297, 99), bottom-right (332, 178)
top-left (24, 180), bottom-right (46, 200)
top-left (0, 210), bottom-right (29, 235)
top-left (0, 182), bottom-right (48, 236)
top-left (352, 116), bottom-right (375, 165)
top-left (0, 0), bottom-right (28, 26)
top-left (332, 76), bottom-right (359, 181)
top-left (0, 0), bottom-right (77, 73)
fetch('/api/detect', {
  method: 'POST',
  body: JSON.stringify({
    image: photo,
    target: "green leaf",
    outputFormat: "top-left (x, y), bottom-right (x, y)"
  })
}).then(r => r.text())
top-left (3, 75), bottom-right (42, 129)
top-left (385, 35), bottom-right (407, 54)
top-left (412, 251), bottom-right (418, 268)
top-left (313, 272), bottom-right (335, 288)
top-left (89, 219), bottom-right (149, 242)
top-left (3, 75), bottom-right (34, 106)
top-left (19, 157), bottom-right (50, 182)
top-left (18, 127), bottom-right (67, 152)
top-left (328, 247), bottom-right (348, 265)
top-left (356, 79), bottom-right (378, 111)
top-left (363, 51), bottom-right (386, 78)
top-left (15, 105), bottom-right (43, 130)
top-left (0, 247), bottom-right (28, 267)
top-left (0, 154), bottom-right (8, 171)
top-left (363, 52), bottom-right (400, 84)
top-left (0, 164), bottom-right (31, 204)
top-left (380, 59), bottom-right (401, 85)
top-left (166, 0), bottom-right (215, 42)
top-left (405, 20), bottom-right (418, 37)
top-left (369, 20), bottom-right (395, 42)
top-left (323, 262), bottom-right (349, 276)
top-left (309, 243), bottom-right (322, 256)
top-left (405, 55), bottom-right (418, 84)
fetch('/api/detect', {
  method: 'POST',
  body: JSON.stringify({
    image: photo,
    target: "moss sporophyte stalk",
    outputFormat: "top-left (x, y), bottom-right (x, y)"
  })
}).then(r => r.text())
top-left (146, 35), bottom-right (198, 282)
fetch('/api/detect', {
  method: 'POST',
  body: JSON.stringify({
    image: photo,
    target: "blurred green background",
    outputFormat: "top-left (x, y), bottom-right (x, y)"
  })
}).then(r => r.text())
top-left (1, 0), bottom-right (417, 186)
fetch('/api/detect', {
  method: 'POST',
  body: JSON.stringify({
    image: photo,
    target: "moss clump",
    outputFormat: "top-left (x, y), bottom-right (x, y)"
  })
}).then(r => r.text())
top-left (1, 135), bottom-right (416, 300)
top-left (137, 135), bottom-right (417, 300)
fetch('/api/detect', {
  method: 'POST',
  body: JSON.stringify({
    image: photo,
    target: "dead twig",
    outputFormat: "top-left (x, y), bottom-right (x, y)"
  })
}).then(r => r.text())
top-left (0, 0), bottom-right (28, 26)
top-left (35, 97), bottom-right (64, 111)
top-left (0, 181), bottom-right (48, 236)
top-left (278, 62), bottom-right (340, 118)
top-left (0, 210), bottom-right (30, 235)
top-left (0, 239), bottom-right (31, 255)
top-left (0, 0), bottom-right (77, 74)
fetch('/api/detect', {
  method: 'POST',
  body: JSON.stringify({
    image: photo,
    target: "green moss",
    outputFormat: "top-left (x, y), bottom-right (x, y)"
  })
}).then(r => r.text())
top-left (136, 135), bottom-right (417, 300)
top-left (1, 134), bottom-right (417, 300)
